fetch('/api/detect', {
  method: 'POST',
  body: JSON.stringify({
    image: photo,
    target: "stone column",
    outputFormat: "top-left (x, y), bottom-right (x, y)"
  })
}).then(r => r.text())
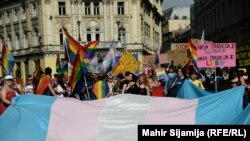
top-left (20, 61), bottom-right (27, 83)
top-left (28, 60), bottom-right (35, 76)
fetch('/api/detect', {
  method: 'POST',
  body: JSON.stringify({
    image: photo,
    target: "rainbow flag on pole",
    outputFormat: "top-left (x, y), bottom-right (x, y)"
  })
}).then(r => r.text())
top-left (59, 62), bottom-right (68, 78)
top-left (1, 43), bottom-right (15, 75)
top-left (188, 40), bottom-right (198, 64)
top-left (56, 52), bottom-right (62, 73)
top-left (84, 40), bottom-right (99, 60)
top-left (62, 29), bottom-right (83, 65)
top-left (70, 48), bottom-right (88, 92)
top-left (93, 80), bottom-right (109, 99)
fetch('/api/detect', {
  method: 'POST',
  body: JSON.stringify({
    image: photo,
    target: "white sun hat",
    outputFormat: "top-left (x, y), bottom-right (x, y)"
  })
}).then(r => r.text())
top-left (4, 75), bottom-right (14, 80)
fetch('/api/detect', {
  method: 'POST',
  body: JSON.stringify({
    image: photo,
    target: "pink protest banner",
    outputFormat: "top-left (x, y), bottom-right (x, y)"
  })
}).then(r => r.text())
top-left (197, 43), bottom-right (236, 68)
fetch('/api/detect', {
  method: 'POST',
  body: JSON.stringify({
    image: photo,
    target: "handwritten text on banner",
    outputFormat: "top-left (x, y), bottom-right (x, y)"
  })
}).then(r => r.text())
top-left (112, 51), bottom-right (141, 76)
top-left (197, 43), bottom-right (236, 68)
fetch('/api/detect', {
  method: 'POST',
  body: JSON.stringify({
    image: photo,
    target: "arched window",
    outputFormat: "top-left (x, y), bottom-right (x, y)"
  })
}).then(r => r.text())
top-left (86, 27), bottom-right (101, 42)
top-left (16, 33), bottom-right (20, 49)
top-left (34, 29), bottom-right (39, 46)
top-left (23, 31), bottom-right (28, 48)
top-left (118, 27), bottom-right (126, 43)
top-left (95, 27), bottom-right (100, 40)
top-left (7, 34), bottom-right (12, 49)
top-left (59, 28), bottom-right (67, 45)
top-left (86, 27), bottom-right (92, 42)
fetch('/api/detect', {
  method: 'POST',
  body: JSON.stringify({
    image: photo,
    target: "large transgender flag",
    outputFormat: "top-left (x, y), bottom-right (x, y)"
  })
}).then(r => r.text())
top-left (0, 90), bottom-right (247, 141)
top-left (177, 80), bottom-right (245, 99)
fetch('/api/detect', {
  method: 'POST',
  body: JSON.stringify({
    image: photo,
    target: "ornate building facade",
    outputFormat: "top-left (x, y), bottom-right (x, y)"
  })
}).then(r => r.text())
top-left (193, 0), bottom-right (250, 45)
top-left (0, 0), bottom-right (163, 79)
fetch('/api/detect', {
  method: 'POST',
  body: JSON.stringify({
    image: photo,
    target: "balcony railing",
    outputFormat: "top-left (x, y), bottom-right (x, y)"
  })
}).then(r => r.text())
top-left (3, 41), bottom-right (145, 57)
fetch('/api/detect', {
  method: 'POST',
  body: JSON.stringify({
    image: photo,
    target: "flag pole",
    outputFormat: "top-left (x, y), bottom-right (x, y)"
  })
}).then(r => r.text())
top-left (58, 51), bottom-right (62, 69)
top-left (84, 75), bottom-right (90, 100)
top-left (62, 28), bottom-right (72, 65)
top-left (214, 65), bottom-right (217, 93)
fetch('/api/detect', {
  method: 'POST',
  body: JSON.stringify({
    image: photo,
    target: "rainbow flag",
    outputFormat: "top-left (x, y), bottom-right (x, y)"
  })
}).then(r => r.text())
top-left (70, 48), bottom-right (88, 92)
top-left (33, 62), bottom-right (44, 82)
top-left (56, 52), bottom-right (62, 73)
top-left (182, 57), bottom-right (191, 76)
top-left (93, 80), bottom-right (109, 99)
top-left (1, 43), bottom-right (15, 75)
top-left (62, 29), bottom-right (83, 65)
top-left (59, 62), bottom-right (68, 78)
top-left (36, 75), bottom-right (51, 95)
top-left (188, 40), bottom-right (197, 63)
top-left (84, 40), bottom-right (99, 60)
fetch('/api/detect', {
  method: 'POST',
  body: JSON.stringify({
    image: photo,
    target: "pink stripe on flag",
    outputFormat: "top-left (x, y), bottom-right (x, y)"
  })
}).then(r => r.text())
top-left (145, 97), bottom-right (198, 124)
top-left (46, 98), bottom-right (106, 141)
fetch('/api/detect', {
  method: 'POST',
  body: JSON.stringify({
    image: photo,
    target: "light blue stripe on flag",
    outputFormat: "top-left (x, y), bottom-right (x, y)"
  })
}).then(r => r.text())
top-left (232, 104), bottom-right (250, 124)
top-left (0, 94), bottom-right (56, 141)
top-left (196, 86), bottom-right (244, 124)
top-left (177, 80), bottom-right (212, 99)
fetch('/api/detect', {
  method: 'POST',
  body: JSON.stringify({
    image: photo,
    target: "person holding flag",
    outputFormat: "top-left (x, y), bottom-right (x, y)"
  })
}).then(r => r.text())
top-left (36, 67), bottom-right (57, 96)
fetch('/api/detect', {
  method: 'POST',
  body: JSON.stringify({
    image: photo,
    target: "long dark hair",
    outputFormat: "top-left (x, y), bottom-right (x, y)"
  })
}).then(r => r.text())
top-left (58, 74), bottom-right (66, 90)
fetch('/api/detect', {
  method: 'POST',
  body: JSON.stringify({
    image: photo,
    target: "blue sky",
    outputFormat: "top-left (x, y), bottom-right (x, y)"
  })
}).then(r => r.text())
top-left (162, 0), bottom-right (194, 10)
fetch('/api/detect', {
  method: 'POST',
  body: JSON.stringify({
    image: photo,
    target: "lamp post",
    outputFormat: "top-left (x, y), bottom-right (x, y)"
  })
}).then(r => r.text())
top-left (77, 20), bottom-right (81, 41)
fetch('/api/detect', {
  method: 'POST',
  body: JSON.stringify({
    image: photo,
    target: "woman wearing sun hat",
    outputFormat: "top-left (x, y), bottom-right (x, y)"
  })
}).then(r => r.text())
top-left (0, 75), bottom-right (17, 115)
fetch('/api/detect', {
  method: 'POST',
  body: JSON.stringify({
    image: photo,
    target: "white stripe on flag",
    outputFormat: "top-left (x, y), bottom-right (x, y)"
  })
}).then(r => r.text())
top-left (97, 94), bottom-right (151, 141)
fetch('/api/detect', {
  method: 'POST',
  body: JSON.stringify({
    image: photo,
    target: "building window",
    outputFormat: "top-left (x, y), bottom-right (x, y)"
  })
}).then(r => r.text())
top-left (174, 15), bottom-right (179, 19)
top-left (34, 29), bottom-right (39, 46)
top-left (58, 2), bottom-right (66, 15)
top-left (59, 28), bottom-right (67, 45)
top-left (13, 9), bottom-right (18, 21)
top-left (23, 32), bottom-right (28, 48)
top-left (16, 33), bottom-right (20, 49)
top-left (182, 16), bottom-right (187, 19)
top-left (95, 28), bottom-right (100, 40)
top-left (94, 3), bottom-right (99, 15)
top-left (32, 3), bottom-right (37, 17)
top-left (7, 35), bottom-right (12, 49)
top-left (21, 6), bottom-right (26, 20)
top-left (86, 28), bottom-right (92, 42)
top-left (6, 11), bottom-right (10, 23)
top-left (118, 27), bottom-right (126, 43)
top-left (0, 13), bottom-right (2, 25)
top-left (118, 2), bottom-right (125, 15)
top-left (85, 2), bottom-right (91, 15)
top-left (59, 33), bottom-right (63, 45)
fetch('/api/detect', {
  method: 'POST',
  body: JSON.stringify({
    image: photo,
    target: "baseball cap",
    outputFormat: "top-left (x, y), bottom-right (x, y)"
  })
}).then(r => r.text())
top-left (4, 75), bottom-right (14, 80)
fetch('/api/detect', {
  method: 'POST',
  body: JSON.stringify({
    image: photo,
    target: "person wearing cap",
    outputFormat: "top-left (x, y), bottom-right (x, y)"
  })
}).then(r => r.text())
top-left (0, 75), bottom-right (17, 115)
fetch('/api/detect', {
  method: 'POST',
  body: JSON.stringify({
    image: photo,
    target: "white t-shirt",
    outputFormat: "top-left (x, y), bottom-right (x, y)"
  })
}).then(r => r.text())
top-left (25, 85), bottom-right (34, 94)
top-left (55, 85), bottom-right (64, 97)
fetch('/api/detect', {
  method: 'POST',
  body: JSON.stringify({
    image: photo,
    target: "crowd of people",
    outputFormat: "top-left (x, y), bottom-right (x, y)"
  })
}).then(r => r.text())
top-left (0, 65), bottom-right (250, 115)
